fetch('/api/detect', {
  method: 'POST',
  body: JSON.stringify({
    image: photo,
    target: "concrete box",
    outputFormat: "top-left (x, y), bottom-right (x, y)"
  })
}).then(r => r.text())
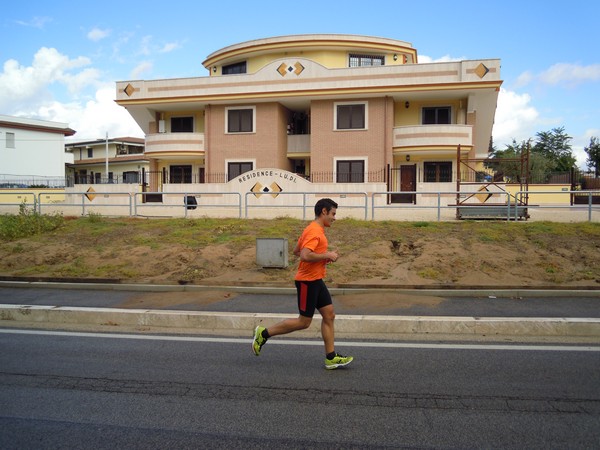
top-left (256, 238), bottom-right (288, 268)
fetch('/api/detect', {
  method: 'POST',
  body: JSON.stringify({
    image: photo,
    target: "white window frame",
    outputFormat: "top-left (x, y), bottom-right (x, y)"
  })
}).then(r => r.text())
top-left (225, 106), bottom-right (256, 134)
top-left (333, 157), bottom-right (368, 183)
top-left (333, 101), bottom-right (368, 131)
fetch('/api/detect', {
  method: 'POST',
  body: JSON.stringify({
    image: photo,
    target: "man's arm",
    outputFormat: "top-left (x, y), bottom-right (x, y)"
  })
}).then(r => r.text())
top-left (299, 247), bottom-right (338, 262)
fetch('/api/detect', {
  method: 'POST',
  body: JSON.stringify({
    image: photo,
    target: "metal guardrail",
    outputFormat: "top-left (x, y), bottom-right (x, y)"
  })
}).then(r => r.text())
top-left (371, 191), bottom-right (514, 221)
top-left (516, 190), bottom-right (600, 222)
top-left (0, 189), bottom-right (594, 222)
top-left (132, 192), bottom-right (242, 218)
top-left (0, 192), bottom-right (38, 213)
top-left (38, 191), bottom-right (134, 216)
top-left (244, 191), bottom-right (368, 220)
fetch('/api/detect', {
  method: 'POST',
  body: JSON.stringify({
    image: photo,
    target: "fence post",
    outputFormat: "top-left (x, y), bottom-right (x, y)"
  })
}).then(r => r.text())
top-left (184, 193), bottom-right (188, 219)
top-left (371, 193), bottom-right (376, 221)
top-left (589, 192), bottom-right (593, 222)
top-left (302, 193), bottom-right (307, 221)
top-left (437, 193), bottom-right (441, 222)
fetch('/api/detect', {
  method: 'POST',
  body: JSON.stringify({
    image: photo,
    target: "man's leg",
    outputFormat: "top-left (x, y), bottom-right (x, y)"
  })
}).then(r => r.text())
top-left (252, 315), bottom-right (311, 356)
top-left (267, 315), bottom-right (312, 337)
top-left (319, 304), bottom-right (335, 355)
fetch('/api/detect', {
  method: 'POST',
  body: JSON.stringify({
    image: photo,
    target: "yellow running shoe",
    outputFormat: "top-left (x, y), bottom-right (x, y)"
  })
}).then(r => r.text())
top-left (324, 353), bottom-right (354, 370)
top-left (252, 326), bottom-right (267, 356)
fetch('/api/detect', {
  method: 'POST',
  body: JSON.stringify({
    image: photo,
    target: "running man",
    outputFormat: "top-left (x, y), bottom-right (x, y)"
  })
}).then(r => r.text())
top-left (252, 198), bottom-right (353, 370)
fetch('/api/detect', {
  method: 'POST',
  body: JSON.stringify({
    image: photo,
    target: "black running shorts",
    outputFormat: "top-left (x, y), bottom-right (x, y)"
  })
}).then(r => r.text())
top-left (295, 279), bottom-right (332, 318)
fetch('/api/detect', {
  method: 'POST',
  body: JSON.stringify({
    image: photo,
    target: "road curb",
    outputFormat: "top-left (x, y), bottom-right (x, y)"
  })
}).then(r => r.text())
top-left (2, 305), bottom-right (600, 340)
top-left (2, 280), bottom-right (600, 298)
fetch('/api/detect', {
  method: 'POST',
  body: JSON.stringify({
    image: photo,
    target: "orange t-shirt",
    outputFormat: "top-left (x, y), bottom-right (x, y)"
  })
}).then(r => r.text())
top-left (294, 221), bottom-right (328, 281)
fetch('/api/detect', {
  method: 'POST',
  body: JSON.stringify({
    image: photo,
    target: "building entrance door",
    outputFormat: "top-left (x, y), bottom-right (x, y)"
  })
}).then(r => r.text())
top-left (391, 164), bottom-right (416, 203)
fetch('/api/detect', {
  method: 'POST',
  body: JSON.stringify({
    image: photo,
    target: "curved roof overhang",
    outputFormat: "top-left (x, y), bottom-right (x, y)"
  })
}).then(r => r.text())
top-left (202, 34), bottom-right (417, 69)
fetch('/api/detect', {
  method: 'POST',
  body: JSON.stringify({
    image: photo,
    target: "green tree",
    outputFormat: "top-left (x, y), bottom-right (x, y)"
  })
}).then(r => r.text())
top-left (584, 136), bottom-right (600, 176)
top-left (487, 138), bottom-right (555, 183)
top-left (487, 139), bottom-right (526, 182)
top-left (532, 127), bottom-right (576, 171)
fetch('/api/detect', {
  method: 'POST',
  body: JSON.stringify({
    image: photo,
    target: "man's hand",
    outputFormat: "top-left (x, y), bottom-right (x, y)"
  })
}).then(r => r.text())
top-left (326, 250), bottom-right (339, 262)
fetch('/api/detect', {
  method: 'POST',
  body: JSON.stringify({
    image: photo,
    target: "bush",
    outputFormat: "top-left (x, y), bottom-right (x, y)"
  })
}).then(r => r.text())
top-left (0, 203), bottom-right (65, 241)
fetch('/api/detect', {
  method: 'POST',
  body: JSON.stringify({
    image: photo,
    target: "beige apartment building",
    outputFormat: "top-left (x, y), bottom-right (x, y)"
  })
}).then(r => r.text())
top-left (115, 34), bottom-right (501, 203)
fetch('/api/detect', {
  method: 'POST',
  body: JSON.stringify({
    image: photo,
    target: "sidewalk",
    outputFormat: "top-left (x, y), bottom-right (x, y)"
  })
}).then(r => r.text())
top-left (1, 281), bottom-right (600, 342)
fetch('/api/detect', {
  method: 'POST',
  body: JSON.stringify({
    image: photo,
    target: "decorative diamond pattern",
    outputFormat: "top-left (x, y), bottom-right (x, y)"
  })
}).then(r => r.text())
top-left (277, 64), bottom-right (288, 77)
top-left (124, 83), bottom-right (135, 97)
top-left (85, 187), bottom-right (96, 202)
top-left (276, 62), bottom-right (305, 77)
top-left (474, 63), bottom-right (489, 79)
top-left (251, 182), bottom-right (283, 198)
top-left (475, 186), bottom-right (492, 203)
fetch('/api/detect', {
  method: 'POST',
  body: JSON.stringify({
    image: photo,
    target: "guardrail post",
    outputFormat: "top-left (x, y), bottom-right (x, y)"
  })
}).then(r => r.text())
top-left (302, 193), bottom-right (307, 221)
top-left (371, 193), bottom-right (376, 221)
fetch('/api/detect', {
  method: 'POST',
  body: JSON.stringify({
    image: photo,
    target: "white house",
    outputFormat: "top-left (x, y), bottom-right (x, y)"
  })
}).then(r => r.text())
top-left (0, 114), bottom-right (75, 186)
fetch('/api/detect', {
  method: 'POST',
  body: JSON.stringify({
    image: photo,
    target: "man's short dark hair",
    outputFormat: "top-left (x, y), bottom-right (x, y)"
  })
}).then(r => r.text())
top-left (314, 198), bottom-right (338, 217)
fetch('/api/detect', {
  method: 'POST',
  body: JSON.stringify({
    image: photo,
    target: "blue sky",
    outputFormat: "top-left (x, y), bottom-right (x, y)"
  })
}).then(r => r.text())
top-left (1, 0), bottom-right (599, 168)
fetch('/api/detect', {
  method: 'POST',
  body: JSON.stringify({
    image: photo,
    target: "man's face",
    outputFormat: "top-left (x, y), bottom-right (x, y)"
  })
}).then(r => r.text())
top-left (322, 207), bottom-right (337, 227)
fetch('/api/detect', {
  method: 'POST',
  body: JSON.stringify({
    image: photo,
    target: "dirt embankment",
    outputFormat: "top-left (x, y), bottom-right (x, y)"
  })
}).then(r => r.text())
top-left (1, 219), bottom-right (599, 288)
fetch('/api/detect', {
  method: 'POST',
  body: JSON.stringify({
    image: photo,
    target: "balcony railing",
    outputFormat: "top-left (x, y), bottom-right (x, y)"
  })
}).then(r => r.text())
top-left (393, 124), bottom-right (473, 149)
top-left (145, 132), bottom-right (205, 154)
top-left (287, 134), bottom-right (310, 154)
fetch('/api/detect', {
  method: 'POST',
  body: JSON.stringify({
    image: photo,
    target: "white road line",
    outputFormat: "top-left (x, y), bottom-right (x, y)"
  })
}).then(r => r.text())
top-left (2, 328), bottom-right (600, 352)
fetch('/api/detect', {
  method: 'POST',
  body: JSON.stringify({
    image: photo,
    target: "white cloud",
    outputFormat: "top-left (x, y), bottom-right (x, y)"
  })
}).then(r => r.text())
top-left (130, 61), bottom-right (153, 79)
top-left (515, 63), bottom-right (600, 88)
top-left (492, 88), bottom-right (596, 169)
top-left (42, 86), bottom-right (143, 140)
top-left (159, 42), bottom-right (181, 53)
top-left (139, 35), bottom-right (153, 56)
top-left (87, 27), bottom-right (111, 42)
top-left (418, 54), bottom-right (464, 64)
top-left (539, 63), bottom-right (600, 86)
top-left (492, 88), bottom-right (539, 146)
top-left (15, 16), bottom-right (52, 29)
top-left (0, 47), bottom-right (100, 112)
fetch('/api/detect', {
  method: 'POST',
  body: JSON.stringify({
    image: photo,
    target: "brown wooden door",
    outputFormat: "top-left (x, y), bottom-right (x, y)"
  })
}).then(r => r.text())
top-left (391, 165), bottom-right (416, 203)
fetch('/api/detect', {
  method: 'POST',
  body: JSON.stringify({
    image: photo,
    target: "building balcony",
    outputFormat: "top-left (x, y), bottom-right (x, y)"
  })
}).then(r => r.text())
top-left (145, 132), bottom-right (205, 156)
top-left (393, 125), bottom-right (473, 150)
top-left (287, 134), bottom-right (310, 156)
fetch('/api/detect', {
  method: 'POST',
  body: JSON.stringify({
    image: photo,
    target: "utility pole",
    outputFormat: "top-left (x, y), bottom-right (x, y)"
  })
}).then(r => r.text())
top-left (105, 132), bottom-right (109, 183)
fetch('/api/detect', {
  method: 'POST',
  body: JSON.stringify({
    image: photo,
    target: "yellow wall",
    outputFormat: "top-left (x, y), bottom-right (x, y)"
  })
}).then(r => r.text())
top-left (246, 50), bottom-right (407, 72)
top-left (394, 99), bottom-right (465, 127)
top-left (0, 188), bottom-right (65, 205)
top-left (163, 111), bottom-right (205, 133)
top-left (506, 184), bottom-right (572, 204)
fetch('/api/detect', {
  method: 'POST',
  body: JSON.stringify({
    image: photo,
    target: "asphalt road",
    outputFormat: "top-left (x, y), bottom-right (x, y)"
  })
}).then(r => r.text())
top-left (1, 286), bottom-right (600, 317)
top-left (1, 329), bottom-right (599, 448)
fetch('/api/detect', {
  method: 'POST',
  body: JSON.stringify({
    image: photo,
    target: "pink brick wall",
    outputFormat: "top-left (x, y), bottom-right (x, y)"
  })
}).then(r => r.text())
top-left (310, 98), bottom-right (387, 179)
top-left (207, 103), bottom-right (291, 175)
